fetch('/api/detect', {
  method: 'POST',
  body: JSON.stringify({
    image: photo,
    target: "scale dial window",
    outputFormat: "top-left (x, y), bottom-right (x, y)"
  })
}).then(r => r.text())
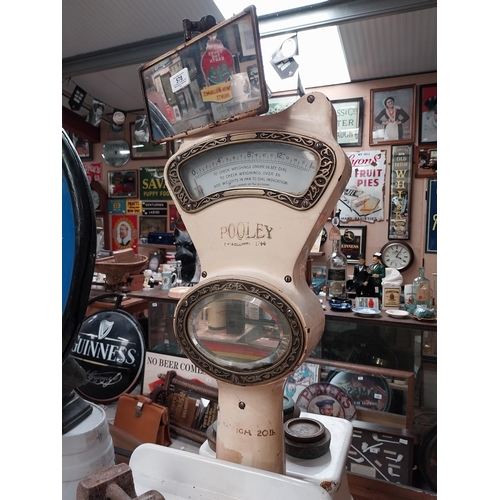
top-left (180, 141), bottom-right (317, 199)
top-left (166, 133), bottom-right (340, 213)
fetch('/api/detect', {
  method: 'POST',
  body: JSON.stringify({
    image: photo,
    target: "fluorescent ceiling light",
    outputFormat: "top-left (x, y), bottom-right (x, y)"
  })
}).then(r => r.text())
top-left (214, 1), bottom-right (350, 93)
top-left (260, 26), bottom-right (350, 93)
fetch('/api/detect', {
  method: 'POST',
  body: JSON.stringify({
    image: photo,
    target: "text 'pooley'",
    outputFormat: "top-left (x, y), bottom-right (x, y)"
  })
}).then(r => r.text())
top-left (221, 222), bottom-right (273, 240)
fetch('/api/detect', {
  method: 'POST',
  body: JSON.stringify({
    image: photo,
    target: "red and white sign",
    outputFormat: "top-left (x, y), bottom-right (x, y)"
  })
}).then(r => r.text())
top-left (83, 162), bottom-right (102, 182)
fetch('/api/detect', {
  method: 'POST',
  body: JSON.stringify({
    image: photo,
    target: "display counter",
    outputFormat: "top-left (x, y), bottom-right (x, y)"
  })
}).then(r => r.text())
top-left (85, 295), bottom-right (148, 317)
top-left (128, 287), bottom-right (436, 390)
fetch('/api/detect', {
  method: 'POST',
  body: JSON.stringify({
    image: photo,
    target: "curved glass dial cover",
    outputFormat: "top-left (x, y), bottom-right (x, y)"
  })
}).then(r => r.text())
top-left (180, 141), bottom-right (318, 199)
top-left (187, 292), bottom-right (291, 371)
top-left (166, 132), bottom-right (339, 213)
top-left (175, 279), bottom-right (305, 385)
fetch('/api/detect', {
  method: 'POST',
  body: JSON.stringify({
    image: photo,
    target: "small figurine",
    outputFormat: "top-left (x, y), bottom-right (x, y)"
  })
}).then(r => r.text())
top-left (353, 253), bottom-right (370, 297)
top-left (367, 252), bottom-right (386, 297)
top-left (143, 269), bottom-right (154, 289)
top-left (173, 228), bottom-right (201, 284)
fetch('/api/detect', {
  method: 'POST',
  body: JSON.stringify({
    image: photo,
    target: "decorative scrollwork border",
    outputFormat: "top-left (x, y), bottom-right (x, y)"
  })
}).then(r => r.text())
top-left (166, 132), bottom-right (338, 213)
top-left (174, 279), bottom-right (305, 385)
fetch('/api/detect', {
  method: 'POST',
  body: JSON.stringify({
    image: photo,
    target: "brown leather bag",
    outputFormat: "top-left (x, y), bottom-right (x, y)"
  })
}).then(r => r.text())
top-left (114, 393), bottom-right (172, 447)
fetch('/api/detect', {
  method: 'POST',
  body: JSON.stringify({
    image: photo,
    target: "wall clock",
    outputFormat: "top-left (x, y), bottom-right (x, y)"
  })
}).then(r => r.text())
top-left (90, 179), bottom-right (107, 214)
top-left (380, 241), bottom-right (414, 271)
top-left (90, 179), bottom-right (110, 249)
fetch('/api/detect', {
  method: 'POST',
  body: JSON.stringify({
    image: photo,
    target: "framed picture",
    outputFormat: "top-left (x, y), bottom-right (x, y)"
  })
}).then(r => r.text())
top-left (148, 253), bottom-right (161, 273)
top-left (168, 201), bottom-right (186, 232)
top-left (331, 97), bottom-right (363, 147)
top-left (234, 21), bottom-right (256, 60)
top-left (388, 145), bottom-right (412, 240)
top-left (139, 216), bottom-right (167, 238)
top-left (370, 85), bottom-right (416, 146)
top-left (71, 133), bottom-right (93, 160)
top-left (340, 225), bottom-right (367, 263)
top-left (264, 95), bottom-right (299, 115)
top-left (108, 170), bottom-right (138, 198)
top-left (415, 145), bottom-right (437, 178)
top-left (111, 214), bottom-right (138, 252)
top-left (418, 83), bottom-right (437, 144)
top-left (130, 122), bottom-right (172, 159)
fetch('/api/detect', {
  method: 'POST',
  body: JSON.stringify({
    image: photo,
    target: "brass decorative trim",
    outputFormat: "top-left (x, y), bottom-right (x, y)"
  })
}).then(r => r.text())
top-left (166, 132), bottom-right (338, 213)
top-left (174, 279), bottom-right (305, 385)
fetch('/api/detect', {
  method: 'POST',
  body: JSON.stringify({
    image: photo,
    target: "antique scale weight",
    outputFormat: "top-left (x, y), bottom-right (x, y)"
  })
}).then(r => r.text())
top-left (133, 7), bottom-right (354, 496)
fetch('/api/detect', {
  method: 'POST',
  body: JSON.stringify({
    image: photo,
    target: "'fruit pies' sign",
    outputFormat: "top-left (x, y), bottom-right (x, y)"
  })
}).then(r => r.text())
top-left (339, 150), bottom-right (386, 222)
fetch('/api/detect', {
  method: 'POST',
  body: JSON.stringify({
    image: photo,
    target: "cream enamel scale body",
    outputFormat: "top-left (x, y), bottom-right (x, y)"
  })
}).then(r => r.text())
top-left (164, 93), bottom-right (351, 474)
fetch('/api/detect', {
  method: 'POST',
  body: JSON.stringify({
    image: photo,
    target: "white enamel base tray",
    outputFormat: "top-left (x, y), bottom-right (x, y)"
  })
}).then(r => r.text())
top-left (129, 444), bottom-right (333, 500)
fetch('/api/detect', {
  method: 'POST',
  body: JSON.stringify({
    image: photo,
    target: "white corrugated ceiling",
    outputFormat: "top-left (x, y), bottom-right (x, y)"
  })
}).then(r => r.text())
top-left (62, 0), bottom-right (436, 116)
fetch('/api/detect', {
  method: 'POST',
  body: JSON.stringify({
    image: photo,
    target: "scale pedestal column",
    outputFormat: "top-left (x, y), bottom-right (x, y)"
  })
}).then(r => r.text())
top-left (216, 379), bottom-right (286, 474)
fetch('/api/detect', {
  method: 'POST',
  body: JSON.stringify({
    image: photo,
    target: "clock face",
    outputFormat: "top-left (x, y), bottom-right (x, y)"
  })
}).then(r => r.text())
top-left (381, 242), bottom-right (414, 270)
top-left (91, 190), bottom-right (100, 210)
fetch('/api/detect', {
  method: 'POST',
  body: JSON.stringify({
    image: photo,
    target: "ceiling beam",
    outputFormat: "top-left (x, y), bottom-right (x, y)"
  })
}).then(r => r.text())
top-left (62, 106), bottom-right (101, 143)
top-left (257, 0), bottom-right (437, 36)
top-left (62, 0), bottom-right (436, 79)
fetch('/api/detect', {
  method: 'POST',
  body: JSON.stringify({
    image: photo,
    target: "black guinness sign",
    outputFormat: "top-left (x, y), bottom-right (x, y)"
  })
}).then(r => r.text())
top-left (72, 309), bottom-right (145, 403)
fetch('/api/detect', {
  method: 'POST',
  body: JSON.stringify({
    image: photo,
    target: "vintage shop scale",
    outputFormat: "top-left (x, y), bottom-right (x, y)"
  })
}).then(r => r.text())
top-left (130, 6), bottom-right (355, 499)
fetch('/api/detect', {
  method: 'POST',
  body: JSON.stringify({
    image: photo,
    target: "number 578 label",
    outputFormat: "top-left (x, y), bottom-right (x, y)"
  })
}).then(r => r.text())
top-left (170, 68), bottom-right (191, 93)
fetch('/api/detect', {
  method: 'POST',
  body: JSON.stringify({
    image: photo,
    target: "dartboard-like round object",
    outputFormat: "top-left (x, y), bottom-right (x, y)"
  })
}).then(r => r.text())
top-left (326, 369), bottom-right (392, 412)
top-left (419, 424), bottom-right (437, 492)
top-left (296, 383), bottom-right (356, 420)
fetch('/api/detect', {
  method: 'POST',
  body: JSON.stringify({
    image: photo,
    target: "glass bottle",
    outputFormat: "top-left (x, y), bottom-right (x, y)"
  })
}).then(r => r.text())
top-left (412, 267), bottom-right (433, 308)
top-left (326, 211), bottom-right (347, 299)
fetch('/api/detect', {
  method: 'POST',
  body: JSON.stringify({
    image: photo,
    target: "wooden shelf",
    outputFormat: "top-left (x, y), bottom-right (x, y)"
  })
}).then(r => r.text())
top-left (137, 243), bottom-right (175, 249)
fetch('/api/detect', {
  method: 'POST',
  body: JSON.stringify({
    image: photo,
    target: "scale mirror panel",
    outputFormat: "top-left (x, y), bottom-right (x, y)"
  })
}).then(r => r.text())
top-left (139, 6), bottom-right (268, 142)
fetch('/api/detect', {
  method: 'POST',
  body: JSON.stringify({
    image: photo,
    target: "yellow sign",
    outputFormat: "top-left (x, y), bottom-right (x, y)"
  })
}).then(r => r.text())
top-left (201, 82), bottom-right (232, 103)
top-left (127, 200), bottom-right (142, 213)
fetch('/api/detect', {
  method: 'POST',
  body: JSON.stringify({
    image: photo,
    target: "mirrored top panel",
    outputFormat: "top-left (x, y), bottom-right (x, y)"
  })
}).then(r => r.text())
top-left (139, 6), bottom-right (268, 142)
